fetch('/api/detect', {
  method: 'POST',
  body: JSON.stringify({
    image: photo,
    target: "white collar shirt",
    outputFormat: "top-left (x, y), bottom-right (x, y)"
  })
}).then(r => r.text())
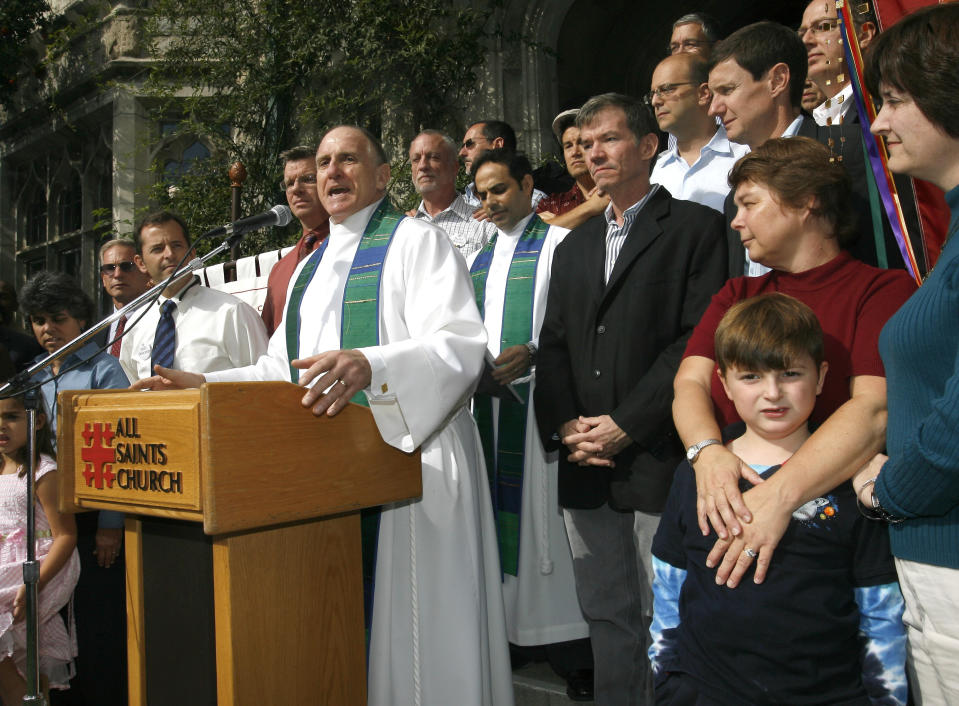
top-left (650, 124), bottom-right (750, 212)
top-left (118, 278), bottom-right (269, 381)
top-left (813, 84), bottom-right (855, 126)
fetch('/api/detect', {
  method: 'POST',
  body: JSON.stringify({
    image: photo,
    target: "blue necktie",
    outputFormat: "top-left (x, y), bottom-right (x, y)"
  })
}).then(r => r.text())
top-left (151, 300), bottom-right (177, 371)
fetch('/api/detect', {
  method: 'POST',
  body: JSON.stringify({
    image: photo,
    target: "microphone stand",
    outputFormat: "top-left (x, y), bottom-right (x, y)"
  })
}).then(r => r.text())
top-left (21, 388), bottom-right (41, 705)
top-left (0, 227), bottom-right (249, 704)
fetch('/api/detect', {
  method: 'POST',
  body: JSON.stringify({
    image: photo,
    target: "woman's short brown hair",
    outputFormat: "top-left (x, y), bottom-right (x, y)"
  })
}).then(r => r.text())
top-left (715, 293), bottom-right (824, 375)
top-left (728, 137), bottom-right (856, 247)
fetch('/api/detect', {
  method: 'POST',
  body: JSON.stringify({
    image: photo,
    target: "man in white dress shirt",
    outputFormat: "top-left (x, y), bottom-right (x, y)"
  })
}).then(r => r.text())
top-left (133, 126), bottom-right (513, 706)
top-left (649, 53), bottom-right (748, 212)
top-left (468, 148), bottom-right (593, 699)
top-left (118, 211), bottom-right (268, 380)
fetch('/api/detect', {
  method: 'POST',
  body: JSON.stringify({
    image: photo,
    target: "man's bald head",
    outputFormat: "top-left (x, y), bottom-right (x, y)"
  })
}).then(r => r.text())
top-left (315, 126), bottom-right (391, 221)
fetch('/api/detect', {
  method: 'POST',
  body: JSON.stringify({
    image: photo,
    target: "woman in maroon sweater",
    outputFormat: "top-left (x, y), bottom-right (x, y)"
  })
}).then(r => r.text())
top-left (671, 137), bottom-right (916, 587)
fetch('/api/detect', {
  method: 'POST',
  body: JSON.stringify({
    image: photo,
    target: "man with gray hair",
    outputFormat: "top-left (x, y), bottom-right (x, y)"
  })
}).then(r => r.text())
top-left (261, 145), bottom-right (330, 335)
top-left (409, 129), bottom-right (495, 257)
top-left (668, 11), bottom-right (722, 57)
top-left (535, 92), bottom-right (727, 704)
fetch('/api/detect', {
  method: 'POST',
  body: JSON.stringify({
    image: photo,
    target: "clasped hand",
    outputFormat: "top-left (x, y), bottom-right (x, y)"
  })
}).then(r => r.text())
top-left (561, 414), bottom-right (631, 467)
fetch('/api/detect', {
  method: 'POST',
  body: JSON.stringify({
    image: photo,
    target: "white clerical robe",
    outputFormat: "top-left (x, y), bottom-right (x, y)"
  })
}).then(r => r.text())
top-left (468, 215), bottom-right (589, 646)
top-left (206, 199), bottom-right (513, 706)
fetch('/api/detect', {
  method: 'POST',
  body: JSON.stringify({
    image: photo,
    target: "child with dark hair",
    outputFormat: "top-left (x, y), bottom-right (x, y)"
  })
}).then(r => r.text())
top-left (651, 293), bottom-right (907, 704)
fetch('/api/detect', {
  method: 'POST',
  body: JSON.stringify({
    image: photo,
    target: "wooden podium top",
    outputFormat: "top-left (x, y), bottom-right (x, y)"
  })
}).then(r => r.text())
top-left (58, 382), bottom-right (421, 535)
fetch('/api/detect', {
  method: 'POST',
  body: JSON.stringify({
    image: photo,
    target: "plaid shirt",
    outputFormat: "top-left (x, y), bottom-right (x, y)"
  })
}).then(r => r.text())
top-left (414, 194), bottom-right (497, 258)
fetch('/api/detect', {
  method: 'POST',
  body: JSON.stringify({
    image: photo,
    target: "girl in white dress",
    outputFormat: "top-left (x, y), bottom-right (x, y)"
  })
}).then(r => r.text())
top-left (0, 393), bottom-right (80, 702)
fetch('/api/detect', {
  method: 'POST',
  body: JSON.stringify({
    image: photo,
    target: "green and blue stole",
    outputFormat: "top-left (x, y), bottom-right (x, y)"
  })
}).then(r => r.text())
top-left (469, 215), bottom-right (549, 576)
top-left (284, 199), bottom-right (405, 643)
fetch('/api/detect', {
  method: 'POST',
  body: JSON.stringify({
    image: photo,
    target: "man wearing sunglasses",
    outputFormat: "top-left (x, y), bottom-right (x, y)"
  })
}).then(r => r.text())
top-left (460, 120), bottom-right (545, 219)
top-left (97, 238), bottom-right (151, 357)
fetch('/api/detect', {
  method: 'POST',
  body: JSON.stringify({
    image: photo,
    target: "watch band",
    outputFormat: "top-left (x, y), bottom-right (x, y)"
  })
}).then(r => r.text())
top-left (525, 341), bottom-right (537, 363)
top-left (686, 438), bottom-right (721, 463)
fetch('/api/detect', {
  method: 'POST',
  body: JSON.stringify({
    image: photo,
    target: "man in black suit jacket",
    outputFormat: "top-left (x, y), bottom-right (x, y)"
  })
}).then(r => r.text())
top-left (534, 93), bottom-right (727, 704)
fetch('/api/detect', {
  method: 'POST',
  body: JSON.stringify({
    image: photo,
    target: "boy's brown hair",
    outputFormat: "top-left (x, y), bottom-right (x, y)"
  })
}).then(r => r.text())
top-left (715, 293), bottom-right (823, 375)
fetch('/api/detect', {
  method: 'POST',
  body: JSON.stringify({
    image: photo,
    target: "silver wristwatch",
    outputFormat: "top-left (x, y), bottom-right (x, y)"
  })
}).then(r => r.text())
top-left (686, 438), bottom-right (721, 463)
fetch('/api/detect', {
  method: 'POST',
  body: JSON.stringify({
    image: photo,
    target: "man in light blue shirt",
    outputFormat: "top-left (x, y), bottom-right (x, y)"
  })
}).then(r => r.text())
top-left (649, 53), bottom-right (748, 213)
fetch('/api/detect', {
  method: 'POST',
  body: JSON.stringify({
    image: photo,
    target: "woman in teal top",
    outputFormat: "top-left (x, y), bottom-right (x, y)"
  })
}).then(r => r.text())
top-left (854, 5), bottom-right (959, 704)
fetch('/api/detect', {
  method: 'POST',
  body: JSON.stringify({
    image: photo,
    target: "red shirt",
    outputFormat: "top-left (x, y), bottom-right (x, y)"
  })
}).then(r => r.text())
top-left (536, 184), bottom-right (586, 217)
top-left (260, 224), bottom-right (330, 336)
top-left (684, 252), bottom-right (917, 427)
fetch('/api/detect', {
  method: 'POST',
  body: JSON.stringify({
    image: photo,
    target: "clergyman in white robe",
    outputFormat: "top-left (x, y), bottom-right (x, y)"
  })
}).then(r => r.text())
top-left (206, 198), bottom-right (514, 706)
top-left (468, 215), bottom-right (589, 647)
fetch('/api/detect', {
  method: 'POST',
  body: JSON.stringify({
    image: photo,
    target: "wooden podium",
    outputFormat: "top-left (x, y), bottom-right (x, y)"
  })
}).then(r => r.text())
top-left (57, 382), bottom-right (421, 706)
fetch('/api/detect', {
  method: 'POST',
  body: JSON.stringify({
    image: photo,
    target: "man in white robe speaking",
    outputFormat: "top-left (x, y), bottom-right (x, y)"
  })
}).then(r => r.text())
top-left (467, 149), bottom-right (592, 697)
top-left (133, 125), bottom-right (513, 706)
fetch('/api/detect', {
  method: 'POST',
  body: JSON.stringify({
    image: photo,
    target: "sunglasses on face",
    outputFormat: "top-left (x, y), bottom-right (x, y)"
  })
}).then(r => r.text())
top-left (100, 261), bottom-right (137, 275)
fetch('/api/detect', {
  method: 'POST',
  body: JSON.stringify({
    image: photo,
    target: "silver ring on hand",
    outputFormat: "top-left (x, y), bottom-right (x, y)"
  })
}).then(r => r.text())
top-left (338, 379), bottom-right (348, 387)
top-left (743, 547), bottom-right (758, 559)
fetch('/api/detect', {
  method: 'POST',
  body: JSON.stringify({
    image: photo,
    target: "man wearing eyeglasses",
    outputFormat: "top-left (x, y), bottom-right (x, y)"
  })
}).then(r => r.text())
top-left (261, 145), bottom-right (331, 335)
top-left (799, 0), bottom-right (877, 127)
top-left (667, 12), bottom-right (721, 58)
top-left (649, 53), bottom-right (748, 213)
top-left (98, 238), bottom-right (152, 357)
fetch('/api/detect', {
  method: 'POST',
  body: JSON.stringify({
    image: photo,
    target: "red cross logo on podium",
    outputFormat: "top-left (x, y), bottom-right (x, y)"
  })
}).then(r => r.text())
top-left (80, 422), bottom-right (117, 489)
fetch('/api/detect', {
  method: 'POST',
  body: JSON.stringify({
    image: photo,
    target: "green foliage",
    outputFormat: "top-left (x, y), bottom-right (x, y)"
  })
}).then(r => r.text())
top-left (143, 0), bottom-right (490, 256)
top-left (0, 0), bottom-right (49, 111)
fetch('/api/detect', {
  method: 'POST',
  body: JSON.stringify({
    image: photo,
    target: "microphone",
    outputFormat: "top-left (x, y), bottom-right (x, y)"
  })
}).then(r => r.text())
top-left (204, 205), bottom-right (294, 241)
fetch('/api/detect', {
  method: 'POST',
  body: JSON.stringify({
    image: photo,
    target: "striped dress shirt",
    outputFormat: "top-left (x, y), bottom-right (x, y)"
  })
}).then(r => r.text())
top-left (603, 184), bottom-right (660, 283)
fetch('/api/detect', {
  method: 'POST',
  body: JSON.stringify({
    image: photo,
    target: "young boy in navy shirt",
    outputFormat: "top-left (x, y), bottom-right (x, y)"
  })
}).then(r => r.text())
top-left (650, 293), bottom-right (907, 705)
